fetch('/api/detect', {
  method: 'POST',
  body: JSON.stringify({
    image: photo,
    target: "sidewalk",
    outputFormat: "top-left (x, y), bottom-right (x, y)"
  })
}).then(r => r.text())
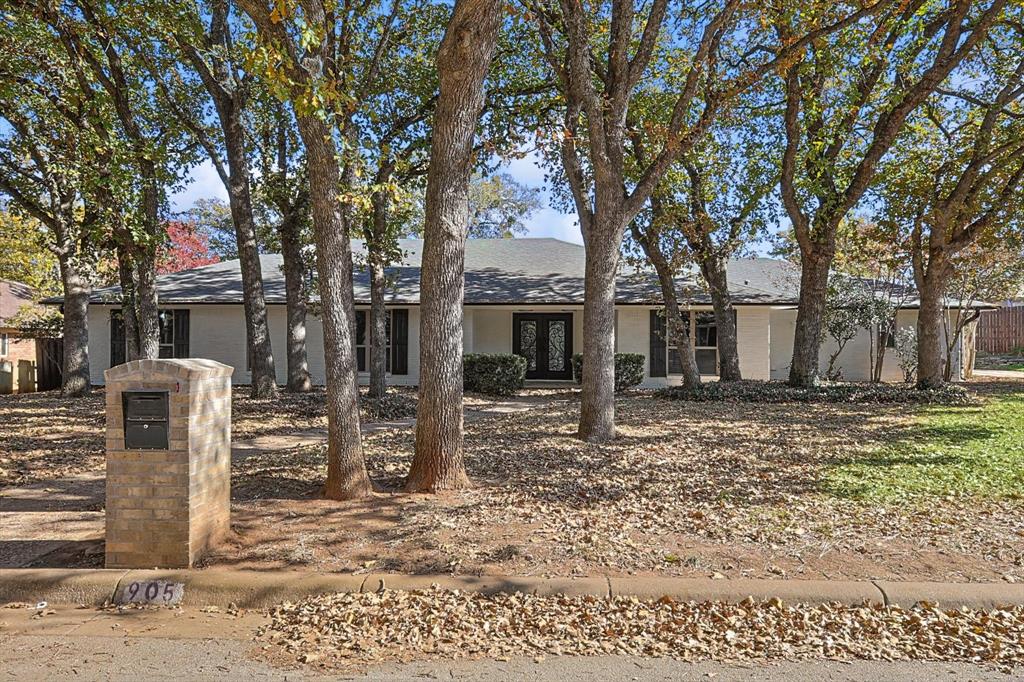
top-left (3, 567), bottom-right (1024, 611)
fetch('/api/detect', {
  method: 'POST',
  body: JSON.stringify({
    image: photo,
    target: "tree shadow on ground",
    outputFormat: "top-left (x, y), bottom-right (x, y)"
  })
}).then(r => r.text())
top-left (0, 390), bottom-right (105, 486)
top-left (0, 475), bottom-right (105, 512)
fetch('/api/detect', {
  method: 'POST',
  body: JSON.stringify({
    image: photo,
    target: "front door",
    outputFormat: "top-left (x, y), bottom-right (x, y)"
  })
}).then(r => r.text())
top-left (512, 313), bottom-right (573, 380)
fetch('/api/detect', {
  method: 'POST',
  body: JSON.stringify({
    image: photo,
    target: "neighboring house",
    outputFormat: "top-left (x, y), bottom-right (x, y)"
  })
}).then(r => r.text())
top-left (60, 238), bottom-right (978, 387)
top-left (0, 279), bottom-right (40, 393)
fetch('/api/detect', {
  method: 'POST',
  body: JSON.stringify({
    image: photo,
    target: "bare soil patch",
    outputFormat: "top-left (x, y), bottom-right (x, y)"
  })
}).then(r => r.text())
top-left (0, 391), bottom-right (105, 486)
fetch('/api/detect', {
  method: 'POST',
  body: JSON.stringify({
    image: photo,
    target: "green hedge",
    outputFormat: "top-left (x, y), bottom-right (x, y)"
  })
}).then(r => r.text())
top-left (463, 354), bottom-right (527, 396)
top-left (572, 353), bottom-right (645, 392)
top-left (660, 380), bottom-right (973, 405)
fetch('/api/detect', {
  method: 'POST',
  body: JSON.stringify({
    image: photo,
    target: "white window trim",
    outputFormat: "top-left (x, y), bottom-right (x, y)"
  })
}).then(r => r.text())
top-left (355, 309), bottom-right (393, 375)
top-left (667, 310), bottom-right (719, 377)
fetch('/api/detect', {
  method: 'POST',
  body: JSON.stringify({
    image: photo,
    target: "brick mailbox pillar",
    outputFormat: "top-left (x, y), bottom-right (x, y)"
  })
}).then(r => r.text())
top-left (104, 358), bottom-right (233, 568)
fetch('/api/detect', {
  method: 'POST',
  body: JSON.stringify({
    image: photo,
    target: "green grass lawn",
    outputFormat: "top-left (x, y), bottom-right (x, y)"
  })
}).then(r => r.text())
top-left (824, 390), bottom-right (1024, 503)
top-left (1004, 363), bottom-right (1024, 372)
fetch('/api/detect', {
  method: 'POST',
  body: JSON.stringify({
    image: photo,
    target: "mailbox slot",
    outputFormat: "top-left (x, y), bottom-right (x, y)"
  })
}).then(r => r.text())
top-left (122, 391), bottom-right (169, 449)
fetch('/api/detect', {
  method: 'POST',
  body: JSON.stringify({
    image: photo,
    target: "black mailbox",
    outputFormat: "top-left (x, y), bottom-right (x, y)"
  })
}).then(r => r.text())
top-left (122, 391), bottom-right (169, 450)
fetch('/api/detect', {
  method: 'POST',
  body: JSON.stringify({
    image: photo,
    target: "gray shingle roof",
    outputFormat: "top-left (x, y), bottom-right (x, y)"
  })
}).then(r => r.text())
top-left (79, 238), bottom-right (801, 306)
top-left (0, 278), bottom-right (38, 325)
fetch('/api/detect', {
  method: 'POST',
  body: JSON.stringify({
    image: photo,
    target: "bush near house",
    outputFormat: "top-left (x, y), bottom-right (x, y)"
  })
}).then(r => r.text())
top-left (572, 353), bottom-right (645, 392)
top-left (661, 380), bottom-right (973, 405)
top-left (463, 354), bottom-right (527, 396)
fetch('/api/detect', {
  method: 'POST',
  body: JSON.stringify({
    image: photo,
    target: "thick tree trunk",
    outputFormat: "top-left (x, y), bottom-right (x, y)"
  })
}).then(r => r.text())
top-left (222, 103), bottom-right (277, 397)
top-left (135, 249), bottom-right (160, 360)
top-left (59, 259), bottom-right (91, 396)
top-left (700, 256), bottom-right (741, 382)
top-left (788, 248), bottom-right (832, 387)
top-left (278, 211), bottom-right (311, 393)
top-left (579, 225), bottom-right (621, 442)
top-left (295, 116), bottom-right (372, 500)
top-left (368, 193), bottom-right (389, 399)
top-left (407, 0), bottom-right (502, 492)
top-left (134, 173), bottom-right (161, 360)
top-left (115, 242), bottom-right (141, 362)
top-left (916, 260), bottom-right (950, 389)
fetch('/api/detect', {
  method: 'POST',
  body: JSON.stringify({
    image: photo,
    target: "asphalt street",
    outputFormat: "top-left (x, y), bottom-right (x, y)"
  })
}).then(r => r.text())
top-left (0, 607), bottom-right (1016, 681)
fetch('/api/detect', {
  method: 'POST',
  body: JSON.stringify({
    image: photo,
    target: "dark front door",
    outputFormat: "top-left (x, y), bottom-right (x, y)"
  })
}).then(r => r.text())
top-left (513, 313), bottom-right (573, 380)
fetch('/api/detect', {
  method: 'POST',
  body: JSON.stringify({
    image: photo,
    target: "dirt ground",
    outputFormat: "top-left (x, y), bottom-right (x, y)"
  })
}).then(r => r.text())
top-left (2, 378), bottom-right (1022, 582)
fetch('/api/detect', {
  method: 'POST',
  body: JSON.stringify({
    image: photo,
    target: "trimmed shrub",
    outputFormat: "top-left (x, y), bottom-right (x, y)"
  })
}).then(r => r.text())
top-left (572, 352), bottom-right (646, 392)
top-left (660, 379), bottom-right (973, 405)
top-left (463, 354), bottom-right (527, 396)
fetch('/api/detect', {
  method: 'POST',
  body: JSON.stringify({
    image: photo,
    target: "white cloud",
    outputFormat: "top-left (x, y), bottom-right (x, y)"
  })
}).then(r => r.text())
top-left (170, 160), bottom-right (228, 212)
top-left (500, 149), bottom-right (548, 186)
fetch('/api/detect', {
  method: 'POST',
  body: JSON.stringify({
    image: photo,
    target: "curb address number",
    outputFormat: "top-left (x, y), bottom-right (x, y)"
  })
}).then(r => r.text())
top-left (116, 580), bottom-right (185, 606)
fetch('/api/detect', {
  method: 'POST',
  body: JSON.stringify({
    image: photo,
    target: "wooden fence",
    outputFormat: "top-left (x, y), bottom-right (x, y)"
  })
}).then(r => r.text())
top-left (977, 307), bottom-right (1024, 354)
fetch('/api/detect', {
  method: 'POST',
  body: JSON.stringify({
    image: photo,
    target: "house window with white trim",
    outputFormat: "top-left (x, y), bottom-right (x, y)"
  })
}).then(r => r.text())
top-left (665, 311), bottom-right (720, 376)
top-left (694, 312), bottom-right (718, 375)
top-left (355, 310), bottom-right (392, 373)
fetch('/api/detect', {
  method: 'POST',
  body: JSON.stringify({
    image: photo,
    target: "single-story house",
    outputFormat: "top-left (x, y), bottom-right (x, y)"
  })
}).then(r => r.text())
top-left (65, 238), bottom-right (974, 387)
top-left (0, 278), bottom-right (41, 393)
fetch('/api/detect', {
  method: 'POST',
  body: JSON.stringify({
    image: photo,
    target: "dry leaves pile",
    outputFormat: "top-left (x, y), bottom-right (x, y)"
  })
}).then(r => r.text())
top-left (0, 391), bottom-right (105, 486)
top-left (259, 588), bottom-right (1024, 670)
top-left (231, 387), bottom-right (417, 440)
top-left (354, 396), bottom-right (1024, 578)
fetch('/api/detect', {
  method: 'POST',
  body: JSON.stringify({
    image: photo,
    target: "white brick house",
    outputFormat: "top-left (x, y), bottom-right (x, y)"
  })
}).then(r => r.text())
top-left (70, 238), bottom-right (973, 387)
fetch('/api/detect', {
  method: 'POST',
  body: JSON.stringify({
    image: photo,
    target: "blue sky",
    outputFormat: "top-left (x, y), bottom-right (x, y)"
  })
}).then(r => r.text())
top-left (170, 151), bottom-right (585, 245)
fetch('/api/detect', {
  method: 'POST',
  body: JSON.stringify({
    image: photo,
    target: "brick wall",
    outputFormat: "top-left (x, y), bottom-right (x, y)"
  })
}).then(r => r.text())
top-left (104, 359), bottom-right (232, 569)
top-left (0, 328), bottom-right (37, 393)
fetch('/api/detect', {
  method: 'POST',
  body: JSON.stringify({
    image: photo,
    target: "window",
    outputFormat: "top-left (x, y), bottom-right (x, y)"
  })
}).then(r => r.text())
top-left (157, 310), bottom-right (189, 358)
top-left (110, 309), bottom-right (189, 366)
top-left (355, 310), bottom-right (392, 373)
top-left (694, 312), bottom-right (718, 375)
top-left (665, 311), bottom-right (720, 376)
top-left (0, 333), bottom-right (8, 356)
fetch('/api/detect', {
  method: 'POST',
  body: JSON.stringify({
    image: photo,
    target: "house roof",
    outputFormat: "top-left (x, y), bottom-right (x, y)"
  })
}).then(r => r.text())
top-left (0, 279), bottom-right (37, 326)
top-left (72, 238), bottom-right (801, 307)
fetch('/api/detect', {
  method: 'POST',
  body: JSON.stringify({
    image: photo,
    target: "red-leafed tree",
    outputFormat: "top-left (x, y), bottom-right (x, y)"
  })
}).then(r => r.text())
top-left (157, 220), bottom-right (220, 274)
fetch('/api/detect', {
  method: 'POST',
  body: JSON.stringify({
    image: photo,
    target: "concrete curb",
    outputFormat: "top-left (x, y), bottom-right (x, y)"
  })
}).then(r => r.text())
top-left (3, 568), bottom-right (1023, 611)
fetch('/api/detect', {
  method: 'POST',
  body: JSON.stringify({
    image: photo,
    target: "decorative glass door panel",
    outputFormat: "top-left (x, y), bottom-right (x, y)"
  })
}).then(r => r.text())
top-left (513, 313), bottom-right (573, 380)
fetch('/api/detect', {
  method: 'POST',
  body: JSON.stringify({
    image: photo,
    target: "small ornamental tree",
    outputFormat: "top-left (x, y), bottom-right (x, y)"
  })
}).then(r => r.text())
top-left (821, 276), bottom-right (874, 381)
top-left (894, 327), bottom-right (918, 383)
top-left (157, 221), bottom-right (220, 274)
